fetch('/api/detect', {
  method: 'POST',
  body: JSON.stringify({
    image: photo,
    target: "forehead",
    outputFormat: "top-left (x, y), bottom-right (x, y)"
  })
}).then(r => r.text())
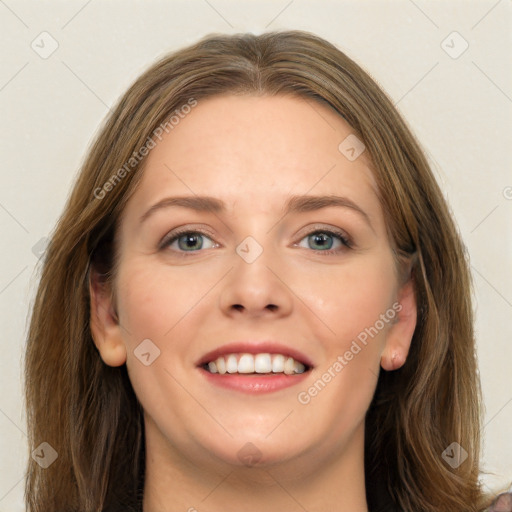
top-left (125, 94), bottom-right (382, 221)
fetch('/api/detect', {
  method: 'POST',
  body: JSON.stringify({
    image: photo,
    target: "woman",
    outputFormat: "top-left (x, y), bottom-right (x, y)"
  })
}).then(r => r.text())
top-left (24, 30), bottom-right (510, 511)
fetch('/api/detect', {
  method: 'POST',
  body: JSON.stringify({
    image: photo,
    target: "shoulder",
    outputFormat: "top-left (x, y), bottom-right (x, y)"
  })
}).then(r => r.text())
top-left (487, 492), bottom-right (512, 512)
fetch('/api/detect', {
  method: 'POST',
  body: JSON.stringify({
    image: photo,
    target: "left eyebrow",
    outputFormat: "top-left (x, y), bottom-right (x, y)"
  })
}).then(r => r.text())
top-left (284, 194), bottom-right (373, 231)
top-left (139, 194), bottom-right (374, 231)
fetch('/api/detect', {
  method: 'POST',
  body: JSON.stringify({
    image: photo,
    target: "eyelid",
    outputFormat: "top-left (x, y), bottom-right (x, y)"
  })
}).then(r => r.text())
top-left (159, 223), bottom-right (354, 253)
top-left (295, 224), bottom-right (353, 247)
top-left (158, 225), bottom-right (219, 250)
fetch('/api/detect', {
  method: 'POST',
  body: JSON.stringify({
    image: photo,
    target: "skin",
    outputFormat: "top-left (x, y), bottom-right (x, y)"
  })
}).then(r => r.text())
top-left (90, 94), bottom-right (417, 512)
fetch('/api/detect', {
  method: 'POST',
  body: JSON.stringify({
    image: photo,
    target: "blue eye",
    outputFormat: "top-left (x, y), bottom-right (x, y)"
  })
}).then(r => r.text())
top-left (297, 229), bottom-right (352, 254)
top-left (162, 231), bottom-right (216, 252)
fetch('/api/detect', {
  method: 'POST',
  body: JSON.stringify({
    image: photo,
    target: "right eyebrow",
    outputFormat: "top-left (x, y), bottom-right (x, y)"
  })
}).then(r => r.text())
top-left (139, 196), bottom-right (224, 224)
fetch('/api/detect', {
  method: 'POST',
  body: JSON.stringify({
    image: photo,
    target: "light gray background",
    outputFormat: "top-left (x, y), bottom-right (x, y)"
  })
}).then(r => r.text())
top-left (1, 1), bottom-right (511, 509)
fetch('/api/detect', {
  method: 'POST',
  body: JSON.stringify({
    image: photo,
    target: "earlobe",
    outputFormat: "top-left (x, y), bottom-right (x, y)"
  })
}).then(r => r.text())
top-left (380, 277), bottom-right (417, 372)
top-left (381, 349), bottom-right (408, 372)
top-left (89, 268), bottom-right (127, 367)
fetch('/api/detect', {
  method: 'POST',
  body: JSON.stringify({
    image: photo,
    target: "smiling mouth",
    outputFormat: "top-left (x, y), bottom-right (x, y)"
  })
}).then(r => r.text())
top-left (201, 353), bottom-right (310, 375)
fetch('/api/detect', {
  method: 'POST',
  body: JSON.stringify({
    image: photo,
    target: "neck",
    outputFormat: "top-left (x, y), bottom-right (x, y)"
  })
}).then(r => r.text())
top-left (142, 419), bottom-right (369, 512)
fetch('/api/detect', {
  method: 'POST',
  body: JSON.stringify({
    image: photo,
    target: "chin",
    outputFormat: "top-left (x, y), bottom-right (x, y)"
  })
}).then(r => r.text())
top-left (202, 434), bottom-right (308, 470)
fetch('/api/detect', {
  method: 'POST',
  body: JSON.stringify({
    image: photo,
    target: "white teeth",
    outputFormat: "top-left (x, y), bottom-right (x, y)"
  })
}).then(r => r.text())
top-left (216, 357), bottom-right (226, 374)
top-left (293, 360), bottom-right (306, 374)
top-left (284, 357), bottom-right (295, 375)
top-left (254, 353), bottom-right (272, 373)
top-left (238, 354), bottom-right (255, 373)
top-left (204, 353), bottom-right (308, 375)
top-left (226, 354), bottom-right (238, 373)
top-left (272, 354), bottom-right (285, 373)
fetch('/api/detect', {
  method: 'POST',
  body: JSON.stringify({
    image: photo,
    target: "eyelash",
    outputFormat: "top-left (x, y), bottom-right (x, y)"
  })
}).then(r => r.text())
top-left (159, 226), bottom-right (353, 256)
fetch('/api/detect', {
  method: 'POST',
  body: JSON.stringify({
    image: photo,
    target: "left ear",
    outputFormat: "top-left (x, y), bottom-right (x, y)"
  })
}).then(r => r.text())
top-left (380, 277), bottom-right (417, 371)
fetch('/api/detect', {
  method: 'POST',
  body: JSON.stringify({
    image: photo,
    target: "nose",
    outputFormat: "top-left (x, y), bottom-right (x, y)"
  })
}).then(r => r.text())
top-left (219, 240), bottom-right (293, 319)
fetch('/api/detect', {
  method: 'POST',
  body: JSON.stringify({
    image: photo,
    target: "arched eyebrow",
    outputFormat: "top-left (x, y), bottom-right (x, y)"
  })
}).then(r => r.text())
top-left (139, 194), bottom-right (374, 231)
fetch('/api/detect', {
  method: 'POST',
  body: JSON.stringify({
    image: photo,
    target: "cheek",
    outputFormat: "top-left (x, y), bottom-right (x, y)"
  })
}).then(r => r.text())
top-left (115, 264), bottom-right (195, 424)
top-left (114, 256), bottom-right (219, 385)
top-left (296, 250), bottom-right (397, 352)
top-left (292, 252), bottom-right (396, 427)
top-left (115, 260), bottom-right (210, 343)
top-left (296, 263), bottom-right (394, 440)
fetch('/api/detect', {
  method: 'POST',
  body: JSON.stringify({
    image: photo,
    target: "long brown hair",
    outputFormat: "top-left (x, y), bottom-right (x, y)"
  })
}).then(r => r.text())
top-left (25, 30), bottom-right (494, 512)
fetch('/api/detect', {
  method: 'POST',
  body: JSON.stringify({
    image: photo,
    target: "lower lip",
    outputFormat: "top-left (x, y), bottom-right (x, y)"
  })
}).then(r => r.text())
top-left (198, 368), bottom-right (310, 394)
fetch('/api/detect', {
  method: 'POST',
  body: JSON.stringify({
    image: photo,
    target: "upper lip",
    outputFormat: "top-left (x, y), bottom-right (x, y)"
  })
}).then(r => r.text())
top-left (196, 341), bottom-right (314, 368)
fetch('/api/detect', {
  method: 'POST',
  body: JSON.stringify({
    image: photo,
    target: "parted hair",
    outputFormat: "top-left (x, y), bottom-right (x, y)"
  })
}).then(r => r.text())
top-left (25, 30), bottom-right (494, 512)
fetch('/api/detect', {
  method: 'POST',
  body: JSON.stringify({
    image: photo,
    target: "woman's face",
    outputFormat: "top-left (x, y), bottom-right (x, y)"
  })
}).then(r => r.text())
top-left (93, 94), bottom-right (415, 474)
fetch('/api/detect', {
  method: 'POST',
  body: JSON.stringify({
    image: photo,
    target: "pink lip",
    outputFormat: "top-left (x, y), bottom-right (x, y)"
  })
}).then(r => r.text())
top-left (196, 340), bottom-right (314, 368)
top-left (199, 368), bottom-right (310, 394)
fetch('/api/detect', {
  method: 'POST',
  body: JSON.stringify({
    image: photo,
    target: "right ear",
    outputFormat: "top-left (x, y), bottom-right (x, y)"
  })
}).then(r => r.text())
top-left (89, 267), bottom-right (126, 367)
